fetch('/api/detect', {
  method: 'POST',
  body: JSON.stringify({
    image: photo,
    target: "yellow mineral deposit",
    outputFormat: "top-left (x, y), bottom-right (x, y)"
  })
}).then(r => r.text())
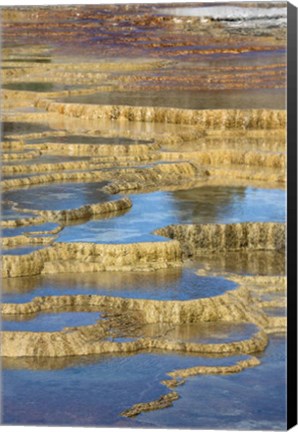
top-left (155, 222), bottom-right (285, 254)
top-left (1, 9), bottom-right (287, 420)
top-left (1, 240), bottom-right (183, 278)
top-left (121, 392), bottom-right (180, 417)
top-left (35, 99), bottom-right (286, 129)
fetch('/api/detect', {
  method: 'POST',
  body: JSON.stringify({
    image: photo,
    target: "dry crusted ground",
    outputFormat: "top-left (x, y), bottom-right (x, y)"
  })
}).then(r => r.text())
top-left (1, 3), bottom-right (286, 418)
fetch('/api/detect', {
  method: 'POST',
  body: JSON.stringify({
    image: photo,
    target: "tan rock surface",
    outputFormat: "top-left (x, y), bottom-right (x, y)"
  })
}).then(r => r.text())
top-left (36, 99), bottom-right (286, 129)
top-left (155, 222), bottom-right (285, 255)
top-left (2, 240), bottom-right (182, 278)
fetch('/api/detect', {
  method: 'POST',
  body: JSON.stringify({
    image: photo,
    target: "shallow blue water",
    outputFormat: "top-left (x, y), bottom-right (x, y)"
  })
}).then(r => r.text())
top-left (2, 336), bottom-right (286, 429)
top-left (2, 246), bottom-right (45, 256)
top-left (1, 268), bottom-right (237, 303)
top-left (141, 321), bottom-right (258, 344)
top-left (264, 307), bottom-right (286, 317)
top-left (139, 335), bottom-right (286, 430)
top-left (2, 202), bottom-right (36, 221)
top-left (2, 312), bottom-right (100, 332)
top-left (3, 181), bottom-right (112, 211)
top-left (2, 222), bottom-right (59, 237)
top-left (158, 321), bottom-right (258, 344)
top-left (58, 186), bottom-right (285, 244)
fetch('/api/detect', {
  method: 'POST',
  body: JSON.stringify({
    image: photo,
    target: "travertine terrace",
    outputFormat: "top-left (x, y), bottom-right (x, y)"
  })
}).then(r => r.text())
top-left (1, 2), bottom-right (287, 427)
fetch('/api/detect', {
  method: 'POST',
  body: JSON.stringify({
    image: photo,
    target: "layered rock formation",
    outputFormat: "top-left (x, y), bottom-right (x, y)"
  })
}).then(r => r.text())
top-left (155, 222), bottom-right (285, 256)
top-left (1, 4), bottom-right (287, 421)
top-left (2, 240), bottom-right (183, 278)
top-left (35, 99), bottom-right (286, 129)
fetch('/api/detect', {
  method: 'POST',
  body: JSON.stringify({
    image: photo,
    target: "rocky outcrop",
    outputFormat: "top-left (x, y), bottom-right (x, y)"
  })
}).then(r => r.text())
top-left (1, 170), bottom-right (108, 191)
top-left (121, 355), bottom-right (260, 417)
top-left (32, 142), bottom-right (159, 157)
top-left (2, 149), bottom-right (41, 161)
top-left (1, 282), bottom-right (269, 328)
top-left (1, 314), bottom-right (269, 358)
top-left (2, 240), bottom-right (183, 278)
top-left (228, 275), bottom-right (286, 293)
top-left (1, 197), bottom-right (131, 227)
top-left (2, 160), bottom-right (95, 176)
top-left (265, 316), bottom-right (286, 333)
top-left (155, 222), bottom-right (285, 256)
top-left (2, 234), bottom-right (55, 247)
top-left (1, 16), bottom-right (287, 427)
top-left (208, 166), bottom-right (285, 183)
top-left (1, 215), bottom-right (45, 228)
top-left (1, 161), bottom-right (201, 192)
top-left (155, 128), bottom-right (206, 145)
top-left (2, 155), bottom-right (160, 176)
top-left (161, 149), bottom-right (285, 169)
top-left (167, 356), bottom-right (260, 379)
top-left (168, 136), bottom-right (285, 152)
top-left (35, 99), bottom-right (286, 129)
top-left (103, 161), bottom-right (206, 194)
top-left (1, 325), bottom-right (269, 357)
top-left (1, 140), bottom-right (24, 150)
top-left (15, 197), bottom-right (132, 224)
top-left (121, 392), bottom-right (180, 417)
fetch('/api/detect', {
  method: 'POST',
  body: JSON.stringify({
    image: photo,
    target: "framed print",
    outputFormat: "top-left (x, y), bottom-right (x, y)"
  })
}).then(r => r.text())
top-left (1, 1), bottom-right (297, 430)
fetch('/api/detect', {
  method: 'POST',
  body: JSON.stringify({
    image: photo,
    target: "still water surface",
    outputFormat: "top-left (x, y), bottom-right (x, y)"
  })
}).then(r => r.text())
top-left (59, 88), bottom-right (285, 110)
top-left (2, 312), bottom-right (100, 332)
top-left (1, 267), bottom-right (237, 303)
top-left (2, 336), bottom-right (286, 429)
top-left (58, 186), bottom-right (285, 244)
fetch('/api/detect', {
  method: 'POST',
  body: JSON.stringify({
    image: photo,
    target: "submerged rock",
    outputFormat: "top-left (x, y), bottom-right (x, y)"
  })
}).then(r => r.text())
top-left (121, 391), bottom-right (180, 417)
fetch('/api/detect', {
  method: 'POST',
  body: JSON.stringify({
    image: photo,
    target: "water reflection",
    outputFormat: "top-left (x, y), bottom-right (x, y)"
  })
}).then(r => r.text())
top-left (2, 338), bottom-right (285, 429)
top-left (196, 251), bottom-right (285, 276)
top-left (58, 186), bottom-right (285, 244)
top-left (59, 88), bottom-right (285, 110)
top-left (2, 246), bottom-right (45, 256)
top-left (3, 58), bottom-right (52, 63)
top-left (2, 350), bottom-right (242, 371)
top-left (2, 201), bottom-right (36, 220)
top-left (1, 268), bottom-right (237, 303)
top-left (171, 186), bottom-right (285, 224)
top-left (3, 181), bottom-right (112, 211)
top-left (141, 321), bottom-right (258, 344)
top-left (27, 135), bottom-right (151, 145)
top-left (3, 82), bottom-right (86, 92)
top-left (139, 336), bottom-right (286, 430)
top-left (2, 311), bottom-right (101, 332)
top-left (3, 222), bottom-right (59, 237)
top-left (3, 122), bottom-right (55, 136)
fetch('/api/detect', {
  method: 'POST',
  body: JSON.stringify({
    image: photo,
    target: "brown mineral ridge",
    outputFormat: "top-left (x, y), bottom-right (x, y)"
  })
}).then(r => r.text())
top-left (155, 222), bottom-right (285, 256)
top-left (1, 4), bottom-right (286, 65)
top-left (1, 240), bottom-right (183, 278)
top-left (1, 161), bottom-right (199, 191)
top-left (121, 391), bottom-right (180, 417)
top-left (122, 356), bottom-right (261, 417)
top-left (1, 197), bottom-right (132, 227)
top-left (36, 99), bottom-right (286, 129)
top-left (1, 282), bottom-right (269, 358)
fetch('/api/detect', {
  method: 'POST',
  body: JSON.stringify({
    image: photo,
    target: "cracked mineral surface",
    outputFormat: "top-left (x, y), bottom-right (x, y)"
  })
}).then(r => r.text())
top-left (1, 2), bottom-right (287, 429)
